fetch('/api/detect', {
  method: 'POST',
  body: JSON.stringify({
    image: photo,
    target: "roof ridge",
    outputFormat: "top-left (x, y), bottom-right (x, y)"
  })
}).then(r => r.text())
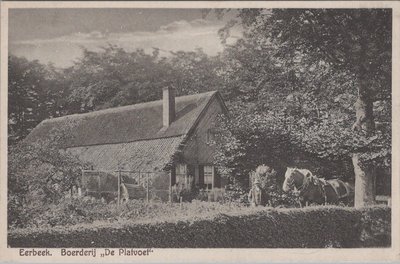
top-left (26, 90), bottom-right (221, 147)
top-left (42, 90), bottom-right (217, 123)
top-left (66, 134), bottom-right (185, 149)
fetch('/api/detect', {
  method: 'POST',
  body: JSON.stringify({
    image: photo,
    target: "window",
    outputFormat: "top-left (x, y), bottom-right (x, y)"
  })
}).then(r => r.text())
top-left (204, 165), bottom-right (214, 190)
top-left (176, 163), bottom-right (187, 186)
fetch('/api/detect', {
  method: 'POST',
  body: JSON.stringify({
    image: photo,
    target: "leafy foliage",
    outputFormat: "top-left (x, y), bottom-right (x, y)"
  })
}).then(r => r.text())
top-left (66, 46), bottom-right (225, 113)
top-left (8, 125), bottom-right (88, 228)
top-left (8, 196), bottom-right (254, 229)
top-left (8, 56), bottom-right (68, 145)
top-left (213, 9), bottom-right (391, 191)
top-left (8, 47), bottom-right (225, 144)
top-left (8, 205), bottom-right (390, 248)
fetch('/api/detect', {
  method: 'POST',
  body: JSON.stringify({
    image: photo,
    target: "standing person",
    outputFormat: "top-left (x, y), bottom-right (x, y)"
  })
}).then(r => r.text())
top-left (248, 178), bottom-right (264, 207)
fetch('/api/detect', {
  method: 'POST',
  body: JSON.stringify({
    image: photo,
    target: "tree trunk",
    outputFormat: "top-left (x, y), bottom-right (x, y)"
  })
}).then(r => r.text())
top-left (352, 83), bottom-right (376, 207)
top-left (352, 96), bottom-right (375, 134)
top-left (352, 154), bottom-right (376, 207)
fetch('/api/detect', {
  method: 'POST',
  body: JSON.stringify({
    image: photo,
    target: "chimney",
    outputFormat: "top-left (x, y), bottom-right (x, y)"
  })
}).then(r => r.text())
top-left (163, 87), bottom-right (175, 127)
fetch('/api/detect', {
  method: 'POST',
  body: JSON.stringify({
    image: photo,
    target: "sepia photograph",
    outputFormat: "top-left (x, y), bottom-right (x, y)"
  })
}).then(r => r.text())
top-left (0, 1), bottom-right (399, 262)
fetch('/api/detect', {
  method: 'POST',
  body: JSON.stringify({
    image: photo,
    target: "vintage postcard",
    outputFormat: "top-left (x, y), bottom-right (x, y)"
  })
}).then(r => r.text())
top-left (0, 1), bottom-right (399, 263)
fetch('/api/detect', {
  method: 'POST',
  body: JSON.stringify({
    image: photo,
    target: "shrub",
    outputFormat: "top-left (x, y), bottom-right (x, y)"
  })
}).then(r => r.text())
top-left (359, 206), bottom-right (391, 247)
top-left (267, 187), bottom-right (301, 208)
top-left (8, 197), bottom-right (253, 229)
top-left (193, 189), bottom-right (209, 202)
top-left (8, 205), bottom-right (390, 248)
top-left (179, 188), bottom-right (199, 202)
top-left (8, 125), bottom-right (89, 229)
top-left (223, 184), bottom-right (250, 205)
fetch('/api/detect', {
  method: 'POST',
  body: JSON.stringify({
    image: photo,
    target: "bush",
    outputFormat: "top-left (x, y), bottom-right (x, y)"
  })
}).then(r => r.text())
top-left (8, 126), bottom-right (89, 229)
top-left (8, 197), bottom-right (253, 229)
top-left (193, 189), bottom-right (209, 202)
top-left (223, 184), bottom-right (250, 205)
top-left (267, 187), bottom-right (301, 208)
top-left (8, 205), bottom-right (390, 248)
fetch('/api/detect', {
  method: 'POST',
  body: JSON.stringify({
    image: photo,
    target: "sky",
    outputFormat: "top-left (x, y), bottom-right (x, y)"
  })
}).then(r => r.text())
top-left (9, 9), bottom-right (241, 68)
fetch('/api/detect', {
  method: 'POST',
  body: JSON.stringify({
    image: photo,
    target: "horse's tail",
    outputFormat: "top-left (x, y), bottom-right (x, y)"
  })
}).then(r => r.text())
top-left (337, 180), bottom-right (354, 198)
top-left (344, 181), bottom-right (355, 196)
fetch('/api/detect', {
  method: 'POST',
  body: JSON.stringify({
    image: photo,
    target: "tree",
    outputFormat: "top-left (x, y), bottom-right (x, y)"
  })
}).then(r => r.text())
top-left (8, 56), bottom-right (69, 145)
top-left (9, 47), bottom-right (225, 144)
top-left (8, 124), bottom-right (88, 228)
top-left (220, 9), bottom-right (391, 206)
top-left (168, 48), bottom-right (225, 96)
top-left (9, 56), bottom-right (47, 144)
top-left (66, 46), bottom-right (165, 112)
top-left (214, 107), bottom-right (293, 188)
top-left (65, 45), bottom-right (224, 113)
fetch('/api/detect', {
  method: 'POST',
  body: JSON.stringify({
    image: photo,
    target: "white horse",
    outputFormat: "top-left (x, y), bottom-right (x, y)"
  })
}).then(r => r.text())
top-left (283, 167), bottom-right (354, 206)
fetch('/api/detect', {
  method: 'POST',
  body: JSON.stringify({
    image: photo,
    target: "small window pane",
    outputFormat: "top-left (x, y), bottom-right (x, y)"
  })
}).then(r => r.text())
top-left (176, 164), bottom-right (186, 174)
top-left (204, 165), bottom-right (213, 189)
top-left (204, 165), bottom-right (213, 173)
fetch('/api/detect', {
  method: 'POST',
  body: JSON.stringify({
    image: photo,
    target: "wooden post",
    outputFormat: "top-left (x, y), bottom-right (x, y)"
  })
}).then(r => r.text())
top-left (117, 169), bottom-right (121, 208)
top-left (146, 172), bottom-right (149, 203)
top-left (169, 170), bottom-right (172, 203)
top-left (79, 169), bottom-right (85, 197)
top-left (185, 174), bottom-right (187, 189)
top-left (180, 196), bottom-right (183, 209)
top-left (98, 175), bottom-right (101, 191)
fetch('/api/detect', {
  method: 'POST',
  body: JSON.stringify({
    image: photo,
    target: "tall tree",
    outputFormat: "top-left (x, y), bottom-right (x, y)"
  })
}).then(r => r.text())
top-left (223, 9), bottom-right (391, 206)
top-left (66, 45), bottom-right (224, 112)
top-left (66, 46), bottom-right (168, 112)
top-left (8, 56), bottom-right (66, 145)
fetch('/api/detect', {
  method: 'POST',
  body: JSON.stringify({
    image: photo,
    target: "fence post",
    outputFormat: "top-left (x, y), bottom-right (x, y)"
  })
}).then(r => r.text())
top-left (169, 170), bottom-right (172, 203)
top-left (146, 172), bottom-right (149, 203)
top-left (79, 169), bottom-right (85, 197)
top-left (117, 169), bottom-right (121, 208)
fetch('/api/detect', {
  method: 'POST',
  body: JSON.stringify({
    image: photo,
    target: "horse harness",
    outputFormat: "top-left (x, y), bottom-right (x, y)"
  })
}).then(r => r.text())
top-left (296, 174), bottom-right (328, 203)
top-left (300, 174), bottom-right (352, 203)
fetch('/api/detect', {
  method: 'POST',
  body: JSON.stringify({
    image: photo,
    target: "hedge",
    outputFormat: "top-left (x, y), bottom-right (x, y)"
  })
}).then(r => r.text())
top-left (8, 206), bottom-right (390, 248)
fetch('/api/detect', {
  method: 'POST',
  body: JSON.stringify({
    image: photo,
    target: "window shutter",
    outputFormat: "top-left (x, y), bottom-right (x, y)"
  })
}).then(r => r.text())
top-left (170, 166), bottom-right (176, 186)
top-left (199, 165), bottom-right (204, 187)
top-left (187, 165), bottom-right (195, 187)
top-left (214, 167), bottom-right (221, 188)
top-left (187, 165), bottom-right (195, 178)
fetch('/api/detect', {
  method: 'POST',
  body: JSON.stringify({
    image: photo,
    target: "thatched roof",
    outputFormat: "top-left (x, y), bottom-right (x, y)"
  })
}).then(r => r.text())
top-left (27, 91), bottom-right (219, 147)
top-left (67, 136), bottom-right (184, 171)
top-left (26, 91), bottom-right (226, 171)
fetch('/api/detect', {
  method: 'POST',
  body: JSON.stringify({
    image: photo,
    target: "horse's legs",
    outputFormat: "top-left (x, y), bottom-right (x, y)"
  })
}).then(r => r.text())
top-left (305, 201), bottom-right (309, 207)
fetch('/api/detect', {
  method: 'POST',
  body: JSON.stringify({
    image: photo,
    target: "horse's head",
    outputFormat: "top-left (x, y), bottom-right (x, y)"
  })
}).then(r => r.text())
top-left (282, 168), bottom-right (312, 192)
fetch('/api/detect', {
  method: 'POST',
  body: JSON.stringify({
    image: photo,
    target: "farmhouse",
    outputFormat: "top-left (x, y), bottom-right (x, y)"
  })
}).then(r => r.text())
top-left (26, 88), bottom-right (229, 196)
